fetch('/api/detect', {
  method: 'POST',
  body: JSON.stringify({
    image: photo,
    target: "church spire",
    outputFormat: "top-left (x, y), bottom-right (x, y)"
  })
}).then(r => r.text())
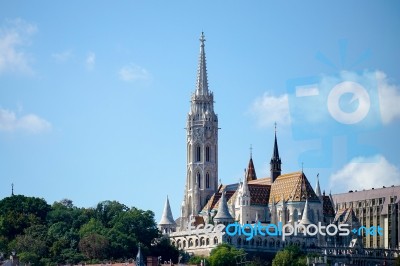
top-left (246, 145), bottom-right (257, 181)
top-left (270, 123), bottom-right (282, 182)
top-left (315, 173), bottom-right (322, 197)
top-left (196, 32), bottom-right (209, 96)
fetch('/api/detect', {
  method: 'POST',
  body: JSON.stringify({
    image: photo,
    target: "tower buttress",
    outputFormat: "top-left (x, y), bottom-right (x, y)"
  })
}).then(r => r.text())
top-left (181, 32), bottom-right (218, 225)
top-left (270, 124), bottom-right (282, 182)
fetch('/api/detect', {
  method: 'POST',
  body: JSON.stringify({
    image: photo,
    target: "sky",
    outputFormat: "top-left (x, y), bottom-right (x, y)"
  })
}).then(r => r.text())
top-left (0, 1), bottom-right (399, 221)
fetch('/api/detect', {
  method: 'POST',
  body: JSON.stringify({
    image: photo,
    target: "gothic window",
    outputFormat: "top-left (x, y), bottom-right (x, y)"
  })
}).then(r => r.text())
top-left (196, 146), bottom-right (201, 162)
top-left (206, 146), bottom-right (210, 162)
top-left (206, 173), bottom-right (210, 188)
top-left (197, 172), bottom-right (201, 188)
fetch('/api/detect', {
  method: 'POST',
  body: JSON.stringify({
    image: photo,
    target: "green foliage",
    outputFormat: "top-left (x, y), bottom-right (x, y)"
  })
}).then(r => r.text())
top-left (150, 237), bottom-right (179, 263)
top-left (395, 256), bottom-right (400, 266)
top-left (272, 245), bottom-right (306, 266)
top-left (189, 255), bottom-right (209, 265)
top-left (78, 233), bottom-right (109, 259)
top-left (0, 195), bottom-right (173, 264)
top-left (209, 243), bottom-right (246, 266)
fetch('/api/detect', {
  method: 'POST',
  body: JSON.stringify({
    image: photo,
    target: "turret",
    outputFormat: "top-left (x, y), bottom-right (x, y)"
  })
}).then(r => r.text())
top-left (270, 124), bottom-right (282, 182)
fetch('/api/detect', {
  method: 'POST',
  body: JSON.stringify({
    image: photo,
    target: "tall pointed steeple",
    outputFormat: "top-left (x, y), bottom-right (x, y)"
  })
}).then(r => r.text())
top-left (270, 123), bottom-right (282, 182)
top-left (182, 32), bottom-right (218, 229)
top-left (196, 32), bottom-right (209, 96)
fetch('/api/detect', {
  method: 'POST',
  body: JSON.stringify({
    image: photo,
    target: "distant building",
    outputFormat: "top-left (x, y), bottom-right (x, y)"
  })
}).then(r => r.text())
top-left (332, 186), bottom-right (400, 249)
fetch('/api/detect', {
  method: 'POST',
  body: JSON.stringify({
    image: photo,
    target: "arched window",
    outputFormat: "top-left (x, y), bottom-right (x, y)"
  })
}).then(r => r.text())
top-left (196, 146), bottom-right (201, 162)
top-left (206, 146), bottom-right (210, 162)
top-left (206, 173), bottom-right (210, 188)
top-left (197, 172), bottom-right (201, 188)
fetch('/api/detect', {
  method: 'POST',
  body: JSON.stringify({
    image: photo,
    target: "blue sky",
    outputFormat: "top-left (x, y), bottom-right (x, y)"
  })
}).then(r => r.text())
top-left (1, 1), bottom-right (399, 221)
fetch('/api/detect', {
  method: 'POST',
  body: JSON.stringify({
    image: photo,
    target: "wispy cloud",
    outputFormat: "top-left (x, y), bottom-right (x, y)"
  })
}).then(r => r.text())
top-left (329, 154), bottom-right (400, 192)
top-left (249, 92), bottom-right (290, 128)
top-left (85, 51), bottom-right (95, 70)
top-left (51, 50), bottom-right (73, 63)
top-left (0, 18), bottom-right (37, 75)
top-left (118, 63), bottom-right (149, 82)
top-left (376, 71), bottom-right (400, 124)
top-left (0, 108), bottom-right (51, 134)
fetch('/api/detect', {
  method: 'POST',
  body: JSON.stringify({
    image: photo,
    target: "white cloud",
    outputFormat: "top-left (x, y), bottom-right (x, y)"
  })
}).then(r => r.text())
top-left (249, 92), bottom-right (290, 128)
top-left (51, 50), bottom-right (73, 63)
top-left (85, 51), bottom-right (95, 70)
top-left (0, 18), bottom-right (37, 75)
top-left (118, 64), bottom-right (149, 82)
top-left (376, 71), bottom-right (400, 124)
top-left (0, 108), bottom-right (51, 134)
top-left (249, 70), bottom-right (400, 129)
top-left (330, 154), bottom-right (400, 192)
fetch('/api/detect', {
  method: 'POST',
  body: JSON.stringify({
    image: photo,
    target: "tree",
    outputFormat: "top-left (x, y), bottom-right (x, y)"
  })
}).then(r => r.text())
top-left (209, 243), bottom-right (246, 266)
top-left (0, 196), bottom-right (50, 241)
top-left (272, 245), bottom-right (306, 266)
top-left (150, 237), bottom-right (179, 263)
top-left (78, 233), bottom-right (109, 260)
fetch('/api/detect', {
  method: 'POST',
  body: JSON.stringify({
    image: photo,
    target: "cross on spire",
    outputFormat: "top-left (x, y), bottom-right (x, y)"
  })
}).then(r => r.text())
top-left (250, 144), bottom-right (253, 158)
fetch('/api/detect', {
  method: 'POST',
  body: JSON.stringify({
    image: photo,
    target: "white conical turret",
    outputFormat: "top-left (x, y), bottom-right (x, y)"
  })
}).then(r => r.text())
top-left (214, 188), bottom-right (234, 225)
top-left (158, 196), bottom-right (176, 234)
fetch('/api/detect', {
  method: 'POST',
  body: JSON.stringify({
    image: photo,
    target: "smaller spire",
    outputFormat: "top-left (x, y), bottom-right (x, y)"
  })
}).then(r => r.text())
top-left (11, 183), bottom-right (14, 196)
top-left (315, 173), bottom-right (322, 197)
top-left (300, 199), bottom-right (313, 225)
top-left (246, 151), bottom-right (257, 181)
top-left (214, 188), bottom-right (234, 223)
top-left (159, 196), bottom-right (176, 226)
top-left (270, 123), bottom-right (282, 182)
top-left (136, 246), bottom-right (145, 266)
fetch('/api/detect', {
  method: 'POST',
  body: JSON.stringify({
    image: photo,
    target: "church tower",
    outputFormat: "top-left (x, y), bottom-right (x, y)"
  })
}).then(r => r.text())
top-left (181, 32), bottom-right (218, 225)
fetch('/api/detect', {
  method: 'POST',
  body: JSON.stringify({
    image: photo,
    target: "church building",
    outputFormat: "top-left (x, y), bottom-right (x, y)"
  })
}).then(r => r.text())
top-left (158, 32), bottom-right (344, 256)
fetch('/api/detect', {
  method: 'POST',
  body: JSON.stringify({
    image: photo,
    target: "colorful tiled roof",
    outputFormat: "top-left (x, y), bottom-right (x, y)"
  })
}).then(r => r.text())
top-left (269, 171), bottom-right (319, 204)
